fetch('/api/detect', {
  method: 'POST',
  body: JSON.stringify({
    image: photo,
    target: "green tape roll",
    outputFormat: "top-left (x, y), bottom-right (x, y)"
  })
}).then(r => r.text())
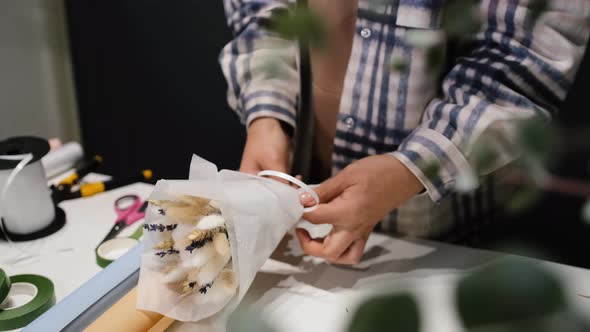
top-left (96, 237), bottom-right (139, 268)
top-left (0, 270), bottom-right (10, 304)
top-left (0, 274), bottom-right (55, 331)
top-left (95, 248), bottom-right (112, 268)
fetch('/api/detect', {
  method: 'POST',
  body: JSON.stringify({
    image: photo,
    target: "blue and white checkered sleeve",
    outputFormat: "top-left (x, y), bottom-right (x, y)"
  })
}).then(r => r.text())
top-left (219, 0), bottom-right (299, 129)
top-left (393, 0), bottom-right (590, 202)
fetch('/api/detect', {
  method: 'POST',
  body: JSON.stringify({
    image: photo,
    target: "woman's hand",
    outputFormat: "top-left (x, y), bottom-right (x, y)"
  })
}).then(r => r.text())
top-left (296, 155), bottom-right (424, 264)
top-left (240, 118), bottom-right (291, 175)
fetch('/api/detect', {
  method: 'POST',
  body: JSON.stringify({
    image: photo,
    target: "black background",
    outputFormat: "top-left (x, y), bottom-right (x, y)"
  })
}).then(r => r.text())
top-left (65, 0), bottom-right (245, 180)
top-left (65, 0), bottom-right (590, 267)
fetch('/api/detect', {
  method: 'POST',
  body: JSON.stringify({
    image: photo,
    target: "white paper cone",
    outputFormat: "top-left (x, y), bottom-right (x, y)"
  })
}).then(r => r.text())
top-left (137, 155), bottom-right (305, 324)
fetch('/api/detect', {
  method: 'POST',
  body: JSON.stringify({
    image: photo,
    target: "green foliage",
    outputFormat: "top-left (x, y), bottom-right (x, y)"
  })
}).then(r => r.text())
top-left (506, 184), bottom-right (542, 213)
top-left (390, 56), bottom-right (409, 73)
top-left (347, 293), bottom-right (420, 332)
top-left (418, 160), bottom-right (441, 180)
top-left (268, 6), bottom-right (327, 49)
top-left (516, 116), bottom-right (558, 166)
top-left (441, 0), bottom-right (482, 40)
top-left (426, 44), bottom-right (446, 73)
top-left (456, 258), bottom-right (568, 330)
top-left (470, 139), bottom-right (500, 174)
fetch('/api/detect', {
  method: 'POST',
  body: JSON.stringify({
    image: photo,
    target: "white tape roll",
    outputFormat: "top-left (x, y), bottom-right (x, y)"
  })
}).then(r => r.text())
top-left (0, 137), bottom-right (55, 235)
top-left (41, 141), bottom-right (84, 178)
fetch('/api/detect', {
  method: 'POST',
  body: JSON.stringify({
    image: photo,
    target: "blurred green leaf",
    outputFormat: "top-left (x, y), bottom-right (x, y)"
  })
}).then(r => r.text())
top-left (227, 306), bottom-right (278, 332)
top-left (268, 6), bottom-right (327, 49)
top-left (506, 184), bottom-right (542, 212)
top-left (390, 57), bottom-right (409, 73)
top-left (442, 0), bottom-right (482, 39)
top-left (406, 30), bottom-right (445, 48)
top-left (516, 116), bottom-right (558, 166)
top-left (417, 160), bottom-right (441, 179)
top-left (470, 139), bottom-right (500, 173)
top-left (457, 258), bottom-right (568, 330)
top-left (426, 44), bottom-right (445, 73)
top-left (261, 57), bottom-right (290, 80)
top-left (348, 293), bottom-right (420, 332)
top-left (465, 313), bottom-right (590, 332)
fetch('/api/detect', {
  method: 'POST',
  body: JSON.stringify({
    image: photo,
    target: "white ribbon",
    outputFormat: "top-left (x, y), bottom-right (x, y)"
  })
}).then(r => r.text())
top-left (257, 170), bottom-right (319, 212)
top-left (0, 153), bottom-right (34, 243)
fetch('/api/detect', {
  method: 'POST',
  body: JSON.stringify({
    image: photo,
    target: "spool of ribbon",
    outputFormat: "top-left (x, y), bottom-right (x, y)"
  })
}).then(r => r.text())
top-left (41, 141), bottom-right (84, 178)
top-left (0, 137), bottom-right (56, 236)
top-left (0, 274), bottom-right (55, 331)
top-left (95, 226), bottom-right (143, 268)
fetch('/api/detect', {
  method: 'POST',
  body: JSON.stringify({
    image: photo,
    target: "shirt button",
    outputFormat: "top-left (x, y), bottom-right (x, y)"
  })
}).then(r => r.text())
top-left (344, 116), bottom-right (356, 129)
top-left (360, 28), bottom-right (372, 39)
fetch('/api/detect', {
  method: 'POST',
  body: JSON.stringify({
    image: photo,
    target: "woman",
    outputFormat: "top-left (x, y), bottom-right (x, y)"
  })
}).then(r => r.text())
top-left (219, 0), bottom-right (590, 264)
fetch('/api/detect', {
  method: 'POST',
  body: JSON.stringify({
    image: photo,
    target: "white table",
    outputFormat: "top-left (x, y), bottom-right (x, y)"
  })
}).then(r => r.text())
top-left (1, 180), bottom-right (589, 332)
top-left (0, 180), bottom-right (154, 301)
top-left (166, 225), bottom-right (590, 332)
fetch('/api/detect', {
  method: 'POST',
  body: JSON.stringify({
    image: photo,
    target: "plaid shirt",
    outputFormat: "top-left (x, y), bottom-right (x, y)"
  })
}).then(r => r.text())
top-left (220, 0), bottom-right (590, 240)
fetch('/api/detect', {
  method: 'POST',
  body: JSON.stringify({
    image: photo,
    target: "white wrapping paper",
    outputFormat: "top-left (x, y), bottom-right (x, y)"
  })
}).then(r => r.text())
top-left (137, 155), bottom-right (306, 323)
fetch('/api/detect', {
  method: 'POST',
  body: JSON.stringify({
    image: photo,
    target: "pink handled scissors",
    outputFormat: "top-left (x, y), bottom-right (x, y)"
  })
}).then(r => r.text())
top-left (97, 194), bottom-right (148, 246)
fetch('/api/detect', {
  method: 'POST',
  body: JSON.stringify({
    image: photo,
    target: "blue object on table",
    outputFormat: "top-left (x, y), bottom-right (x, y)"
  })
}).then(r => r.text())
top-left (23, 244), bottom-right (142, 331)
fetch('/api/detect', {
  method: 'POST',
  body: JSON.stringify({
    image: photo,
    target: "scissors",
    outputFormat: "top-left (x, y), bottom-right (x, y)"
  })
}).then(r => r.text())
top-left (97, 194), bottom-right (148, 246)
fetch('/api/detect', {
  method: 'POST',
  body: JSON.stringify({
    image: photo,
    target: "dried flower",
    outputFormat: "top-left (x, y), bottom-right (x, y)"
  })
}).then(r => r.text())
top-left (153, 238), bottom-right (175, 250)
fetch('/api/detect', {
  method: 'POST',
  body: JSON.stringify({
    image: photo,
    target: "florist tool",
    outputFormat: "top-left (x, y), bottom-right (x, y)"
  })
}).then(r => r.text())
top-left (55, 155), bottom-right (103, 188)
top-left (52, 169), bottom-right (153, 202)
top-left (96, 225), bottom-right (143, 268)
top-left (74, 170), bottom-right (153, 199)
top-left (97, 195), bottom-right (148, 247)
top-left (50, 155), bottom-right (103, 202)
top-left (41, 141), bottom-right (83, 178)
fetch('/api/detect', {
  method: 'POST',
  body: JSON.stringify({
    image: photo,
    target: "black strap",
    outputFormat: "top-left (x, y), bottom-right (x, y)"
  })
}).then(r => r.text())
top-left (291, 0), bottom-right (315, 182)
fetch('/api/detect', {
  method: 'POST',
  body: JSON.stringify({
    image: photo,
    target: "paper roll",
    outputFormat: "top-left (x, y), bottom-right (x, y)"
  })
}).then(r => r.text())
top-left (84, 288), bottom-right (174, 332)
top-left (41, 141), bottom-right (83, 178)
top-left (0, 137), bottom-right (55, 235)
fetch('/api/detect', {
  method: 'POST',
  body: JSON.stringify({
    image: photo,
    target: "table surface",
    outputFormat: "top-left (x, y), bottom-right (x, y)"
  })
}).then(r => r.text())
top-left (1, 177), bottom-right (589, 332)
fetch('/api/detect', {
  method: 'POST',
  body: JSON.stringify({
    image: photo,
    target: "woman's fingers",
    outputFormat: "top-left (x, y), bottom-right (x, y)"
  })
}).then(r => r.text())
top-left (296, 227), bottom-right (356, 263)
top-left (333, 237), bottom-right (367, 265)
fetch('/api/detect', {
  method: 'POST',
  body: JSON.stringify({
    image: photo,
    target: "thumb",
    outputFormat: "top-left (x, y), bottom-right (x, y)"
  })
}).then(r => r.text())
top-left (313, 173), bottom-right (347, 204)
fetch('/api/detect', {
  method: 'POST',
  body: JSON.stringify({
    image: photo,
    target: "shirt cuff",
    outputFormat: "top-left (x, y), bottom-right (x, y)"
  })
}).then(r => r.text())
top-left (242, 90), bottom-right (297, 129)
top-left (391, 127), bottom-right (473, 203)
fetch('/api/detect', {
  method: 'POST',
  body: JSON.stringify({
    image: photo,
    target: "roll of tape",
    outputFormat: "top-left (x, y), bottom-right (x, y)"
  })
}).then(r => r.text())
top-left (41, 141), bottom-right (84, 178)
top-left (0, 274), bottom-right (55, 331)
top-left (0, 137), bottom-right (55, 235)
top-left (96, 238), bottom-right (139, 268)
top-left (0, 270), bottom-right (10, 304)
